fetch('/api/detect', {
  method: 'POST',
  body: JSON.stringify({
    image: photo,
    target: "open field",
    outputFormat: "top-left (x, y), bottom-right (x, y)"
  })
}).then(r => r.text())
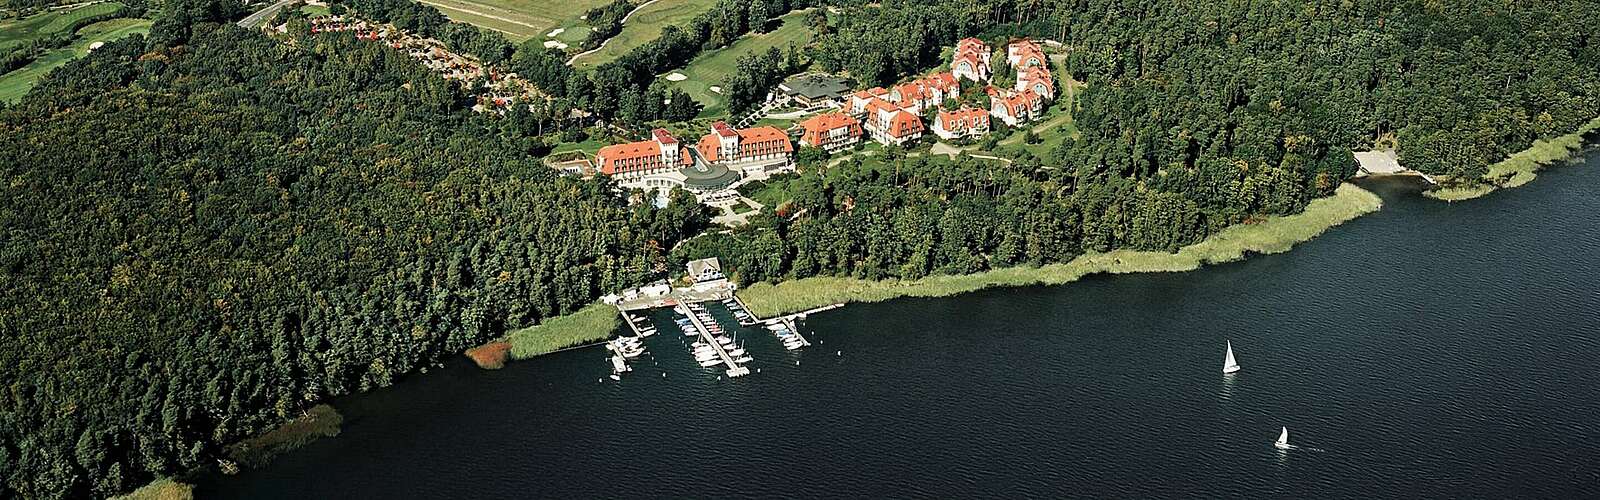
top-left (1426, 115), bottom-right (1600, 201)
top-left (0, 1), bottom-right (124, 49)
top-left (0, 17), bottom-right (149, 102)
top-left (737, 183), bottom-right (1382, 318)
top-left (569, 0), bottom-right (717, 69)
top-left (414, 0), bottom-right (606, 42)
top-left (666, 10), bottom-right (813, 117)
top-left (112, 478), bottom-right (194, 500)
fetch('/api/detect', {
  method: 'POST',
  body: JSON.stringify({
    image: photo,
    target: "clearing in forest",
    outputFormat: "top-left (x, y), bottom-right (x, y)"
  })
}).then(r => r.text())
top-left (412, 0), bottom-right (607, 42)
top-left (0, 16), bottom-right (149, 102)
top-left (568, 0), bottom-right (718, 69)
top-left (666, 10), bottom-right (814, 117)
top-left (0, 2), bottom-right (126, 49)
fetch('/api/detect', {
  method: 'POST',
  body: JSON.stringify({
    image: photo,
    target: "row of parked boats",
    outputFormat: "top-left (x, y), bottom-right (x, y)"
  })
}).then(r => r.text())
top-left (604, 335), bottom-right (648, 380)
top-left (767, 322), bottom-right (806, 350)
top-left (682, 303), bottom-right (756, 368)
top-left (721, 297), bottom-right (757, 325)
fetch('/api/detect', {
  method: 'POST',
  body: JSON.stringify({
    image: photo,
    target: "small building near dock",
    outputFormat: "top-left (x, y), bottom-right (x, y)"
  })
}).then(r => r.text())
top-left (687, 258), bottom-right (726, 285)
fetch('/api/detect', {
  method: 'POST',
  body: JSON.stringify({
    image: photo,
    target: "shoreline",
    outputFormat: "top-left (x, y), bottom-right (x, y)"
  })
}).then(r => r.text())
top-left (736, 183), bottom-right (1383, 319)
top-left (1426, 116), bottom-right (1600, 202)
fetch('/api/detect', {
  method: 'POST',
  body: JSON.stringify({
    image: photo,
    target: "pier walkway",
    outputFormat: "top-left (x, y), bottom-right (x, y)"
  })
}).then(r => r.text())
top-left (682, 305), bottom-right (749, 377)
top-left (754, 303), bottom-right (840, 348)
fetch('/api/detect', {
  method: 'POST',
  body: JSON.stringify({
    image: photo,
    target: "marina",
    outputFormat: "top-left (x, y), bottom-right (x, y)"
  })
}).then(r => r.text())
top-left (677, 302), bottom-right (750, 377)
top-left (597, 258), bottom-right (843, 379)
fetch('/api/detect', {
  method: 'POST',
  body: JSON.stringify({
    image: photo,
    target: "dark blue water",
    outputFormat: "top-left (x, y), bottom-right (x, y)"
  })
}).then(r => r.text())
top-left (201, 154), bottom-right (1600, 499)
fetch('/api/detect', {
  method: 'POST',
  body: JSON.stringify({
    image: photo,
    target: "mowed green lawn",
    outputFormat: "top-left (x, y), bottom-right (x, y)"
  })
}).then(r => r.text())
top-left (569, 0), bottom-right (718, 69)
top-left (0, 18), bottom-right (150, 102)
top-left (412, 0), bottom-right (607, 42)
top-left (1, 2), bottom-right (126, 50)
top-left (666, 10), bottom-right (812, 117)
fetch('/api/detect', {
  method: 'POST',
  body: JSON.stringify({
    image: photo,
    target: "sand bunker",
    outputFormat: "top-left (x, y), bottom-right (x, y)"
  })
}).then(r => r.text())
top-left (665, 72), bottom-right (688, 82)
top-left (88, 41), bottom-right (105, 51)
top-left (543, 40), bottom-right (569, 49)
top-left (546, 28), bottom-right (564, 38)
top-left (709, 86), bottom-right (723, 94)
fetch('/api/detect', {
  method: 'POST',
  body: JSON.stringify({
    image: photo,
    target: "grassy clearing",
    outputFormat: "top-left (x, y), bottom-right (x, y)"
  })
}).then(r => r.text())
top-left (0, 17), bottom-right (149, 103)
top-left (738, 183), bottom-right (1382, 318)
top-left (1426, 115), bottom-right (1600, 202)
top-left (414, 0), bottom-right (608, 41)
top-left (0, 2), bottom-right (124, 48)
top-left (112, 478), bottom-right (194, 500)
top-left (300, 4), bottom-right (331, 16)
top-left (666, 10), bottom-right (813, 116)
top-left (548, 134), bottom-right (612, 157)
top-left (570, 0), bottom-right (718, 69)
top-left (223, 404), bottom-right (342, 469)
top-left (505, 302), bottom-right (619, 359)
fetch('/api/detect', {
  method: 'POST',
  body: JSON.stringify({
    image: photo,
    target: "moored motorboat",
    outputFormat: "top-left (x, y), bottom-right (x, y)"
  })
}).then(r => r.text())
top-left (699, 358), bottom-right (723, 367)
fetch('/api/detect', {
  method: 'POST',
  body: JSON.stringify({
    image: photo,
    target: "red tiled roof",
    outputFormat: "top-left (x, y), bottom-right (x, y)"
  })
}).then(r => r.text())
top-left (1009, 38), bottom-right (1047, 67)
top-left (696, 125), bottom-right (794, 162)
top-left (800, 112), bottom-right (859, 134)
top-left (938, 107), bottom-right (989, 131)
top-left (597, 141), bottom-right (661, 163)
top-left (887, 110), bottom-right (924, 138)
top-left (800, 112), bottom-right (862, 146)
top-left (652, 128), bottom-right (677, 144)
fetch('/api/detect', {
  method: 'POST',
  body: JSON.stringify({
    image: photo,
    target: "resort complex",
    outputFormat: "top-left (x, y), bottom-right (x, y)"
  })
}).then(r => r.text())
top-left (579, 36), bottom-right (1061, 204)
top-left (593, 122), bottom-right (793, 197)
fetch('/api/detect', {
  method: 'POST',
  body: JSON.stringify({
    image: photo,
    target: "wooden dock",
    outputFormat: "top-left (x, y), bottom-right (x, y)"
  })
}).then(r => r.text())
top-left (681, 304), bottom-right (749, 377)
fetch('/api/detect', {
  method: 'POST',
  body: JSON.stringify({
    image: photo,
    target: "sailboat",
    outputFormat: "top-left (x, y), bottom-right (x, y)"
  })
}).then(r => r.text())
top-left (1222, 341), bottom-right (1241, 374)
top-left (1274, 427), bottom-right (1291, 449)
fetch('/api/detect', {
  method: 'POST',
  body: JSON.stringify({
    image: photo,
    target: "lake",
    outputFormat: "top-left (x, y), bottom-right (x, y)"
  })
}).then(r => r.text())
top-left (201, 154), bottom-right (1600, 498)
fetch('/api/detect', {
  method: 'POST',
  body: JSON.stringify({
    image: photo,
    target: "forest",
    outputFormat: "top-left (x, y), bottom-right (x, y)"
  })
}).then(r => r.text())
top-left (0, 7), bottom-right (705, 497)
top-left (3, 0), bottom-right (1600, 498)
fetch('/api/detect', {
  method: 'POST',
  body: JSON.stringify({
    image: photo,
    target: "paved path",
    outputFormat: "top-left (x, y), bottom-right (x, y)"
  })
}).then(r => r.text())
top-left (711, 196), bottom-right (764, 226)
top-left (237, 0), bottom-right (297, 28)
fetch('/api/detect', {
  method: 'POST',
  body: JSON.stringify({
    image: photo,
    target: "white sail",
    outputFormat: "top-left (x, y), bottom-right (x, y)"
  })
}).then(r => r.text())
top-left (1275, 427), bottom-right (1291, 449)
top-left (1222, 341), bottom-right (1241, 374)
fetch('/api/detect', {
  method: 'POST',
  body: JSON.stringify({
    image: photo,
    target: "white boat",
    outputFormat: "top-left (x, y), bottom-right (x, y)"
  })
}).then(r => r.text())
top-left (639, 328), bottom-right (657, 337)
top-left (699, 358), bottom-right (724, 367)
top-left (716, 337), bottom-right (733, 346)
top-left (609, 374), bottom-right (621, 381)
top-left (727, 348), bottom-right (746, 357)
top-left (1274, 427), bottom-right (1291, 449)
top-left (766, 323), bottom-right (787, 331)
top-left (1223, 341), bottom-right (1241, 374)
top-left (735, 356), bottom-right (754, 363)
